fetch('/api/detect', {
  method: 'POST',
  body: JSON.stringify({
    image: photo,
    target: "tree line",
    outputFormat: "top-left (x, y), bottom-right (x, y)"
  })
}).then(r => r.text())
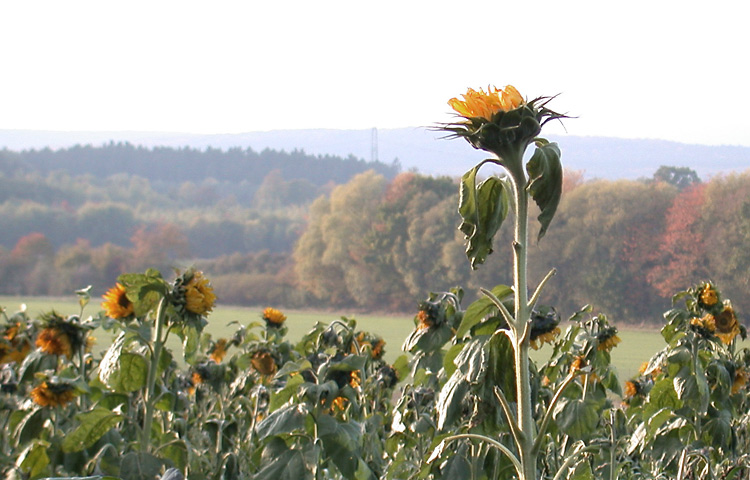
top-left (1, 153), bottom-right (748, 324)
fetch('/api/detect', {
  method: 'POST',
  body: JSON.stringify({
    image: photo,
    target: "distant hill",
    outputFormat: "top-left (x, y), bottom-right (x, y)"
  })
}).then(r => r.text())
top-left (1, 128), bottom-right (748, 180)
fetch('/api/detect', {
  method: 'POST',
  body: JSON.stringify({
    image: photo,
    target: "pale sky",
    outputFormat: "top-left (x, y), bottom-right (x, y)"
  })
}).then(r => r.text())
top-left (1, 1), bottom-right (749, 146)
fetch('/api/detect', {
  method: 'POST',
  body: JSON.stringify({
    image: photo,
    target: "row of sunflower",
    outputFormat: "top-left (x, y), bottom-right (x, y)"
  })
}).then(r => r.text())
top-left (2, 268), bottom-right (750, 479)
top-left (0, 268), bottom-right (410, 480)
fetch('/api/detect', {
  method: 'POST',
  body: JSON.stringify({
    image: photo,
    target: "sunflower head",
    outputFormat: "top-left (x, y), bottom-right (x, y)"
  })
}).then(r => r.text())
top-left (698, 283), bottom-right (720, 309)
top-left (442, 85), bottom-right (565, 161)
top-left (101, 283), bottom-right (134, 319)
top-left (415, 301), bottom-right (441, 330)
top-left (209, 338), bottom-right (228, 363)
top-left (183, 271), bottom-right (216, 316)
top-left (251, 351), bottom-right (278, 376)
top-left (30, 380), bottom-right (77, 408)
top-left (624, 380), bottom-right (641, 400)
top-left (529, 306), bottom-right (561, 350)
top-left (35, 313), bottom-right (86, 359)
top-left (732, 367), bottom-right (749, 394)
top-left (597, 327), bottom-right (622, 352)
top-left (262, 307), bottom-right (287, 328)
top-left (715, 306), bottom-right (741, 345)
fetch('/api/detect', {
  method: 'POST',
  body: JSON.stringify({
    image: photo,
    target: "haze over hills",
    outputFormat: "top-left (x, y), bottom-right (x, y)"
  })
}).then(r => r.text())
top-left (1, 128), bottom-right (748, 181)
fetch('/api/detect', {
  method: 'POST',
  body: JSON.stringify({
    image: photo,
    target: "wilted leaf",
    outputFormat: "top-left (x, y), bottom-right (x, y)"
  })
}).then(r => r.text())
top-left (526, 139), bottom-right (562, 240)
top-left (455, 284), bottom-right (512, 338)
top-left (458, 162), bottom-right (511, 268)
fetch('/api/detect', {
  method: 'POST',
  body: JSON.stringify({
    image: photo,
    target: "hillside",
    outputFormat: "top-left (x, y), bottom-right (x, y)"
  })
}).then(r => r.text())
top-left (2, 128), bottom-right (749, 180)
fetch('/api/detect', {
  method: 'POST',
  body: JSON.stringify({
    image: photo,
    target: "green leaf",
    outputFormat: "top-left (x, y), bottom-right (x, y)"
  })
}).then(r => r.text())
top-left (62, 406), bottom-right (124, 453)
top-left (526, 139), bottom-right (562, 240)
top-left (119, 452), bottom-right (167, 480)
top-left (118, 270), bottom-right (167, 317)
top-left (458, 161), bottom-right (510, 268)
top-left (256, 404), bottom-right (309, 439)
top-left (644, 378), bottom-right (682, 419)
top-left (158, 441), bottom-right (188, 471)
top-left (317, 415), bottom-right (362, 479)
top-left (17, 440), bottom-right (50, 478)
top-left (99, 333), bottom-right (148, 393)
top-left (253, 449), bottom-right (311, 480)
top-left (269, 373), bottom-right (304, 411)
top-left (16, 408), bottom-right (46, 446)
top-left (455, 284), bottom-right (512, 338)
top-left (556, 398), bottom-right (599, 440)
top-left (435, 370), bottom-right (469, 431)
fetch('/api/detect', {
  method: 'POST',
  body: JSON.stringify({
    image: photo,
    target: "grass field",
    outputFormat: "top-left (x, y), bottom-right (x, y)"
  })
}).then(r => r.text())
top-left (0, 296), bottom-right (681, 382)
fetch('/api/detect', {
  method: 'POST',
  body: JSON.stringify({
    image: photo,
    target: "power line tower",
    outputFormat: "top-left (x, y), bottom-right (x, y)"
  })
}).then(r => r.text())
top-left (371, 127), bottom-right (379, 163)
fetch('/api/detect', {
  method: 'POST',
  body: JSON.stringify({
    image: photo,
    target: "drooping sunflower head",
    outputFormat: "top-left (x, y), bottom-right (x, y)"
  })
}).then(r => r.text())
top-left (376, 364), bottom-right (399, 389)
top-left (732, 367), bottom-right (749, 395)
top-left (715, 306), bottom-right (741, 345)
top-left (101, 283), bottom-right (134, 319)
top-left (442, 85), bottom-right (565, 160)
top-left (250, 351), bottom-right (278, 376)
top-left (415, 300), bottom-right (441, 330)
top-left (698, 282), bottom-right (720, 309)
top-left (30, 380), bottom-right (77, 408)
top-left (262, 307), bottom-right (287, 328)
top-left (35, 313), bottom-right (86, 359)
top-left (0, 320), bottom-right (32, 365)
top-left (209, 338), bottom-right (228, 363)
top-left (690, 314), bottom-right (717, 338)
top-left (529, 306), bottom-right (561, 350)
top-left (624, 380), bottom-right (641, 400)
top-left (597, 327), bottom-right (622, 352)
top-left (183, 271), bottom-right (216, 316)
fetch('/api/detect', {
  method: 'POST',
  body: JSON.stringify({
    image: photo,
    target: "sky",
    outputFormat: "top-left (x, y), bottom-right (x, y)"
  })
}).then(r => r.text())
top-left (1, 0), bottom-right (749, 147)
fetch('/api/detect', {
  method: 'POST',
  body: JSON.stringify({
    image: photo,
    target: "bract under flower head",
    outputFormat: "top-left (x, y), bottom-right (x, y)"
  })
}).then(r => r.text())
top-left (185, 271), bottom-right (216, 316)
top-left (101, 283), bottom-right (134, 319)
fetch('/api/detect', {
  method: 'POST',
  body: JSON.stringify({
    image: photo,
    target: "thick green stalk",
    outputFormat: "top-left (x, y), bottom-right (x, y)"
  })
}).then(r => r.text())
top-left (142, 296), bottom-right (167, 451)
top-left (508, 160), bottom-right (536, 480)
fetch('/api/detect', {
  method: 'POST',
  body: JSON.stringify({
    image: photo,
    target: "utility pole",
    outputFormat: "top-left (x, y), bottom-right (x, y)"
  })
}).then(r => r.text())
top-left (371, 127), bottom-right (379, 163)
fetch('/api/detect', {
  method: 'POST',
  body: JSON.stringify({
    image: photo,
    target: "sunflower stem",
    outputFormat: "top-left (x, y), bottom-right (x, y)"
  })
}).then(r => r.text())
top-left (142, 296), bottom-right (167, 452)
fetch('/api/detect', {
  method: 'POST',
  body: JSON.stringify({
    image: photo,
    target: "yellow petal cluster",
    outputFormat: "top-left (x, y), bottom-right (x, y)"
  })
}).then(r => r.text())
top-left (699, 283), bottom-right (719, 307)
top-left (185, 271), bottom-right (216, 315)
top-left (448, 85), bottom-right (524, 120)
top-left (101, 283), bottom-right (134, 319)
top-left (263, 307), bottom-right (287, 326)
top-left (30, 381), bottom-right (76, 408)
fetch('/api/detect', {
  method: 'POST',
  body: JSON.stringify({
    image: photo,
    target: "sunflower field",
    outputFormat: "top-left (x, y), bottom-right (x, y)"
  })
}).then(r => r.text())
top-left (2, 85), bottom-right (750, 480)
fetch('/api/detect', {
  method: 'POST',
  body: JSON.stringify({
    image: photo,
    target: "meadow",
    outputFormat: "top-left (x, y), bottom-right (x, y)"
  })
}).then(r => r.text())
top-left (1, 295), bottom-right (669, 382)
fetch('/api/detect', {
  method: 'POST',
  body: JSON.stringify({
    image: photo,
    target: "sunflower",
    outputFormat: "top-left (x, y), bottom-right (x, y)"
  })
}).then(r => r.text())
top-left (209, 338), bottom-right (228, 363)
top-left (370, 339), bottom-right (385, 360)
top-left (597, 327), bottom-right (622, 352)
top-left (715, 306), bottom-right (741, 345)
top-left (416, 310), bottom-right (435, 330)
top-left (570, 355), bottom-right (586, 374)
top-left (448, 85), bottom-right (524, 121)
top-left (690, 314), bottom-right (717, 338)
top-left (251, 351), bottom-right (277, 376)
top-left (30, 380), bottom-right (76, 408)
top-left (101, 283), bottom-right (134, 319)
top-left (732, 368), bottom-right (749, 394)
top-left (330, 396), bottom-right (349, 412)
top-left (531, 327), bottom-right (561, 350)
top-left (184, 271), bottom-right (216, 315)
top-left (262, 307), bottom-right (286, 328)
top-left (0, 322), bottom-right (31, 365)
top-left (36, 313), bottom-right (86, 359)
top-left (698, 283), bottom-right (719, 308)
top-left (624, 380), bottom-right (640, 399)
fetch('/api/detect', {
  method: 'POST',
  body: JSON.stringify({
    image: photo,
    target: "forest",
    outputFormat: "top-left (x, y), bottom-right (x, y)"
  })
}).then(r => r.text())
top-left (1, 143), bottom-right (749, 324)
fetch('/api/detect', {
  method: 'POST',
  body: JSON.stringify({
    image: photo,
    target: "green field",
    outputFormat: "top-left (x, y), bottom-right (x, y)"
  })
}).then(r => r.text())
top-left (1, 296), bottom-right (675, 382)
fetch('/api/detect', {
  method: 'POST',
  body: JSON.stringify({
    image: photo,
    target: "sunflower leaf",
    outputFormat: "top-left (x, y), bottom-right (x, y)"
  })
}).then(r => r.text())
top-left (526, 139), bottom-right (563, 241)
